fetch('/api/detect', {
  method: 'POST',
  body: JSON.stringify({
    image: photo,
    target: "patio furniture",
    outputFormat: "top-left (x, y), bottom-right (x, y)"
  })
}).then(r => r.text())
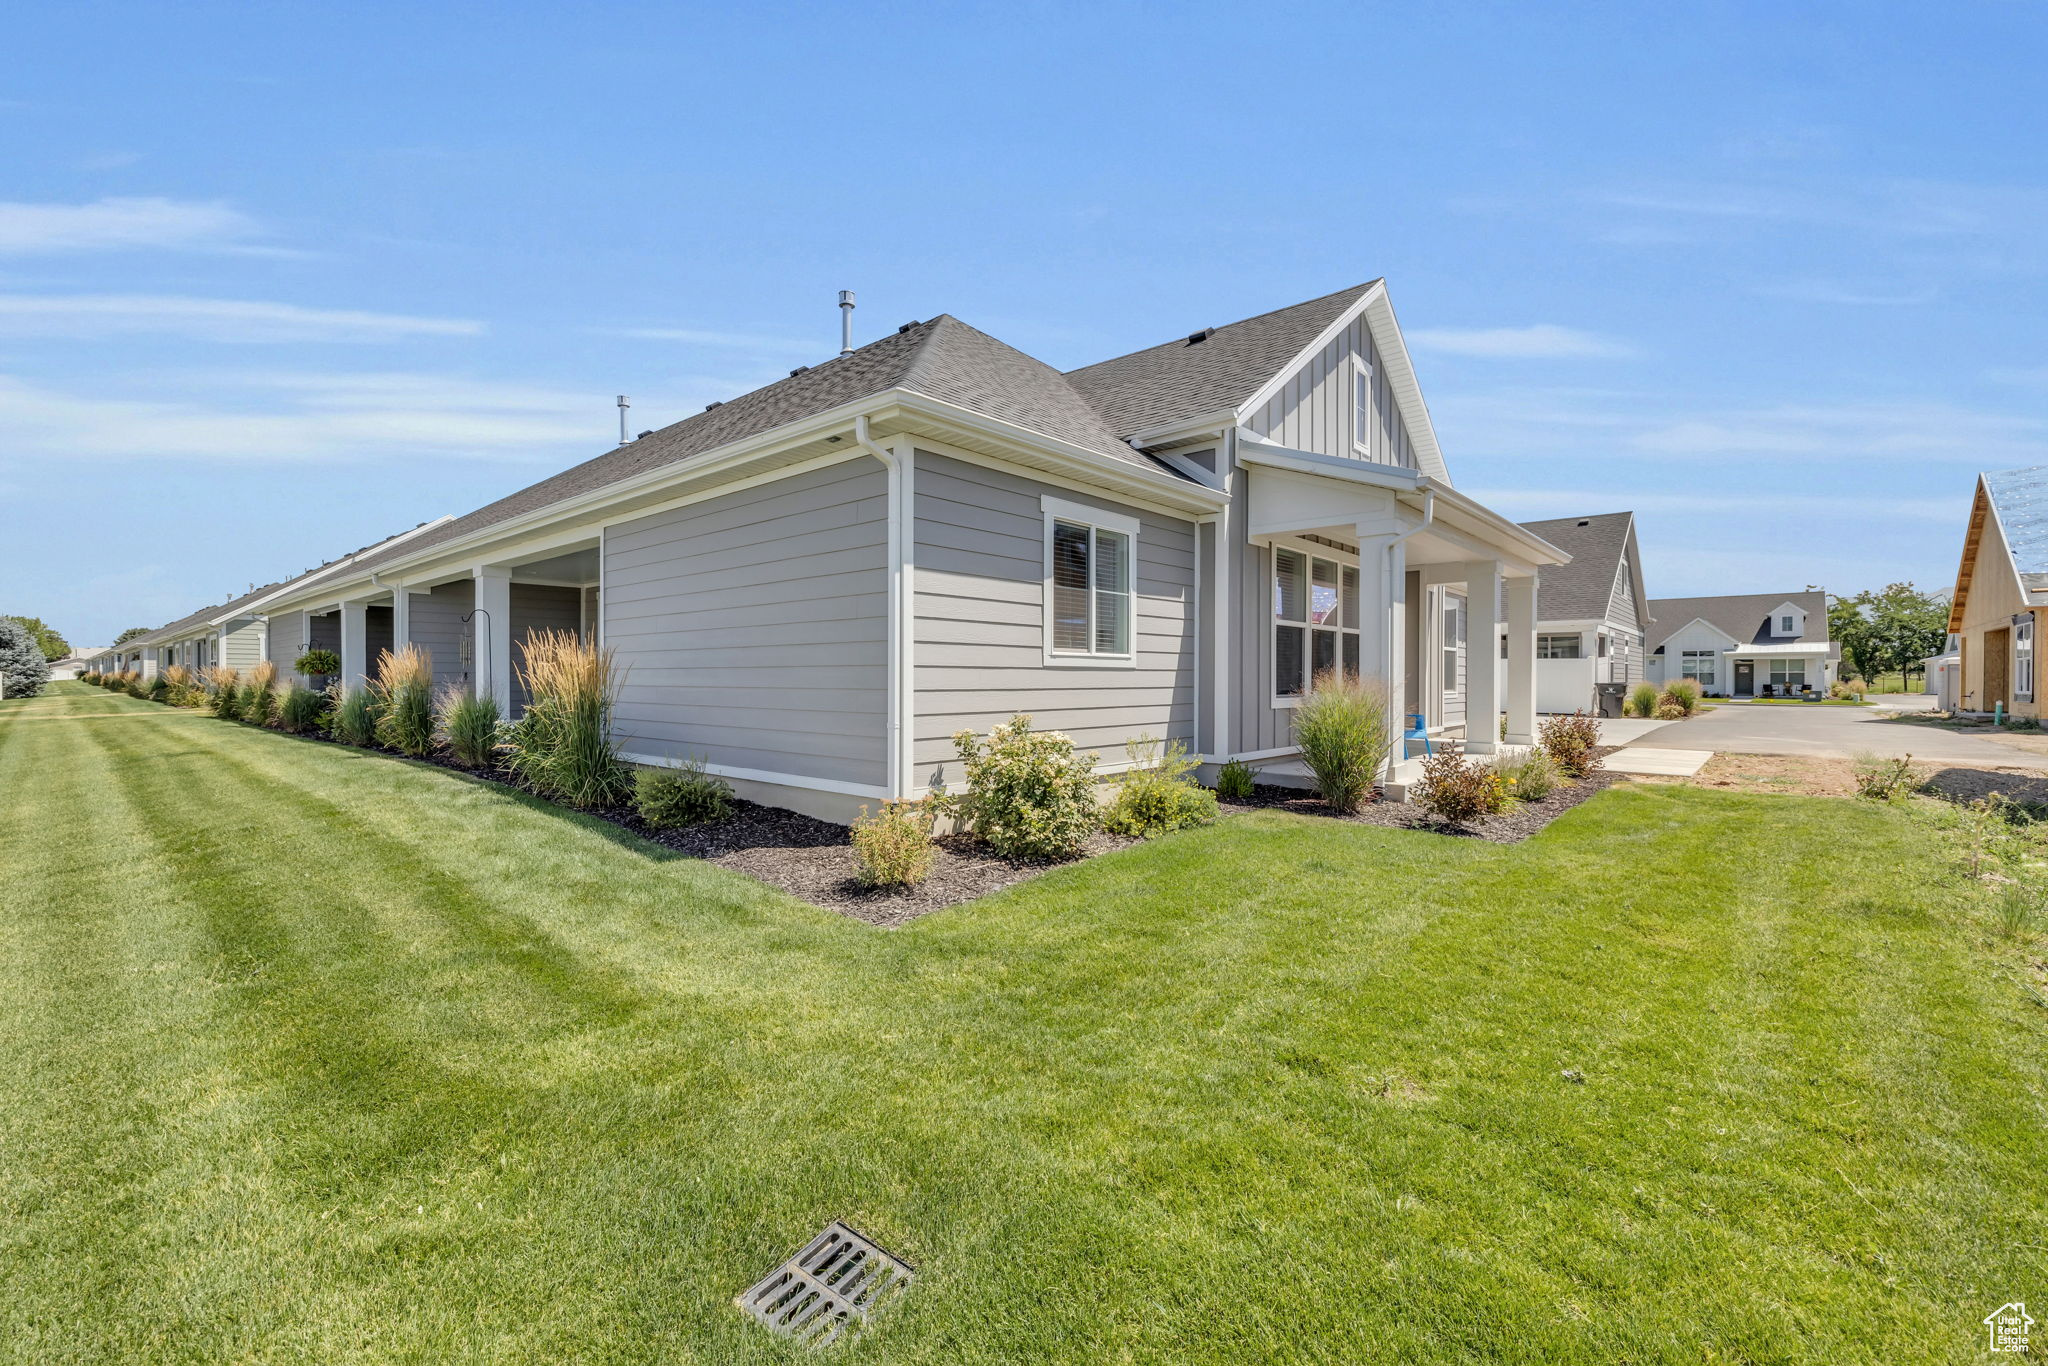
top-left (1403, 713), bottom-right (1434, 758)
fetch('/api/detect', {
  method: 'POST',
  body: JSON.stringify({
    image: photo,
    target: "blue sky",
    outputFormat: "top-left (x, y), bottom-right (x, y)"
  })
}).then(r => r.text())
top-left (6, 2), bottom-right (2045, 645)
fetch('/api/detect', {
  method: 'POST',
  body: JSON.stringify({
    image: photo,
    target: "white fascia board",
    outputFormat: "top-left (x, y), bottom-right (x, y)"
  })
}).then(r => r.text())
top-left (1125, 408), bottom-right (1236, 449)
top-left (1420, 477), bottom-right (1571, 568)
top-left (1234, 433), bottom-right (1423, 493)
top-left (1655, 616), bottom-right (1743, 648)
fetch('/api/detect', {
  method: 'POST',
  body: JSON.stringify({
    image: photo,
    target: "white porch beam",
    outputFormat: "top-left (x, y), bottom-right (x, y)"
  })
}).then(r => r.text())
top-left (1463, 560), bottom-right (1502, 755)
top-left (473, 567), bottom-right (513, 714)
top-left (339, 601), bottom-right (370, 691)
top-left (1505, 575), bottom-right (1537, 746)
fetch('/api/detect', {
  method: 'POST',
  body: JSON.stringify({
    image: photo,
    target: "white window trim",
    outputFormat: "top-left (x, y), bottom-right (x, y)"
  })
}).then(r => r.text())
top-left (1270, 543), bottom-right (1362, 707)
top-left (1349, 356), bottom-right (1376, 461)
top-left (2017, 618), bottom-right (2035, 702)
top-left (1040, 494), bottom-right (1140, 669)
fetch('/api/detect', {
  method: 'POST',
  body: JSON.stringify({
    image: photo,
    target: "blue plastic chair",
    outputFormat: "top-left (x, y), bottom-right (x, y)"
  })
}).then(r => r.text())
top-left (1403, 712), bottom-right (1433, 758)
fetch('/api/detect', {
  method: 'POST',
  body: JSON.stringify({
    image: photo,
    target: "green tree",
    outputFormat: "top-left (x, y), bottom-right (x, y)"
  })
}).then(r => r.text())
top-left (1827, 593), bottom-right (1880, 680)
top-left (0, 618), bottom-right (51, 699)
top-left (1828, 583), bottom-right (1950, 685)
top-left (112, 626), bottom-right (151, 646)
top-left (3, 615), bottom-right (70, 661)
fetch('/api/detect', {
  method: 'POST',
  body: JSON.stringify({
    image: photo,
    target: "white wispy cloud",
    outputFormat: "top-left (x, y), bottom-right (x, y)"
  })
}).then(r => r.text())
top-left (597, 325), bottom-right (819, 353)
top-left (0, 371), bottom-right (601, 462)
top-left (0, 197), bottom-right (268, 254)
top-left (1753, 279), bottom-right (1939, 307)
top-left (0, 294), bottom-right (483, 342)
top-left (1408, 324), bottom-right (1633, 359)
top-left (1469, 486), bottom-right (1964, 523)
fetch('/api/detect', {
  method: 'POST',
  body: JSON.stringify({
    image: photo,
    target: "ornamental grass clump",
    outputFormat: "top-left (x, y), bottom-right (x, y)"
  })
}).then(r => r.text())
top-left (278, 684), bottom-right (327, 734)
top-left (631, 760), bottom-right (732, 828)
top-left (332, 687), bottom-right (379, 747)
top-left (1413, 749), bottom-right (1512, 826)
top-left (240, 661), bottom-right (278, 726)
top-left (371, 645), bottom-right (436, 757)
top-left (850, 799), bottom-right (938, 888)
top-left (1626, 682), bottom-right (1660, 718)
top-left (439, 687), bottom-right (502, 769)
top-left (1538, 711), bottom-right (1602, 778)
top-left (204, 666), bottom-right (241, 717)
top-left (145, 672), bottom-right (170, 703)
top-left (1490, 745), bottom-right (1559, 802)
top-left (938, 714), bottom-right (1099, 861)
top-left (506, 630), bottom-right (631, 809)
top-left (1102, 735), bottom-right (1218, 838)
top-left (159, 665), bottom-right (199, 707)
top-left (1664, 679), bottom-right (1701, 715)
top-left (1291, 671), bottom-right (1392, 814)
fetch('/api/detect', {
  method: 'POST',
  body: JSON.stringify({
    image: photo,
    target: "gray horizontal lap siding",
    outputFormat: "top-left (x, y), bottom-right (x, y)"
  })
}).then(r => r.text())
top-left (221, 619), bottom-right (263, 671)
top-left (604, 457), bottom-right (889, 790)
top-left (509, 584), bottom-right (582, 712)
top-left (912, 452), bottom-right (1195, 784)
top-left (409, 579), bottom-right (474, 695)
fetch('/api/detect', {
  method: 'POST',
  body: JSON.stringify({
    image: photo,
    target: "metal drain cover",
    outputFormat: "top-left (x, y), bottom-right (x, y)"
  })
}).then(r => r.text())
top-left (736, 1221), bottom-right (915, 1347)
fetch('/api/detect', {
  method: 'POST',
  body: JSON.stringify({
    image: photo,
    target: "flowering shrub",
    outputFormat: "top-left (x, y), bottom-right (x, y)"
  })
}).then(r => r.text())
top-left (1413, 750), bottom-right (1511, 825)
top-left (1490, 746), bottom-right (1558, 801)
top-left (851, 799), bottom-right (938, 888)
top-left (1538, 711), bottom-right (1602, 778)
top-left (937, 714), bottom-right (1099, 860)
top-left (1102, 735), bottom-right (1218, 838)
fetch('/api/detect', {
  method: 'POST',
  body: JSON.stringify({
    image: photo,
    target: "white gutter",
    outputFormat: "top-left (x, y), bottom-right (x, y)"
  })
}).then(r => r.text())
top-left (852, 414), bottom-right (914, 801)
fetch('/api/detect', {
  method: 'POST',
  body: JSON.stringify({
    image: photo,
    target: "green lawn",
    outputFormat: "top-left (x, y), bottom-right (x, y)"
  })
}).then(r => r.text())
top-left (4, 682), bottom-right (2044, 1363)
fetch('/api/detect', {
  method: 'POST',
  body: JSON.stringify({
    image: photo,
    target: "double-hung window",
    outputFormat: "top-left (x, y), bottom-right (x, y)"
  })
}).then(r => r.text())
top-left (1352, 359), bottom-right (1375, 460)
top-left (2018, 618), bottom-right (2035, 702)
top-left (1274, 547), bottom-right (1360, 698)
top-left (1043, 496), bottom-right (1137, 664)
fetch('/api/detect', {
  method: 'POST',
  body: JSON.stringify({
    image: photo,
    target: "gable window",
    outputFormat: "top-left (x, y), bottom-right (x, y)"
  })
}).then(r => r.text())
top-left (2018, 618), bottom-right (2035, 702)
top-left (1778, 614), bottom-right (1795, 636)
top-left (1042, 496), bottom-right (1138, 664)
top-left (1352, 360), bottom-right (1375, 461)
top-left (1537, 633), bottom-right (1582, 659)
top-left (1274, 547), bottom-right (1360, 699)
top-left (1680, 649), bottom-right (1717, 686)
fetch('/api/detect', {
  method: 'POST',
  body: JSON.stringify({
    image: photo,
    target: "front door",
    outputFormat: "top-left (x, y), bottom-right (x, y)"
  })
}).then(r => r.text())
top-left (1985, 627), bottom-right (2011, 710)
top-left (1734, 660), bottom-right (1754, 696)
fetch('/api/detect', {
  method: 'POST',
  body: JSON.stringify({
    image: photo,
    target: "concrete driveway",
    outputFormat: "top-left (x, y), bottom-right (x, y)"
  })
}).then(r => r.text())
top-left (1615, 700), bottom-right (2048, 770)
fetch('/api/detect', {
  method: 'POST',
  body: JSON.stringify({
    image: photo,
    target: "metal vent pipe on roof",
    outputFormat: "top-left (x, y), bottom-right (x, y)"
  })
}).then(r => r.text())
top-left (839, 290), bottom-right (856, 355)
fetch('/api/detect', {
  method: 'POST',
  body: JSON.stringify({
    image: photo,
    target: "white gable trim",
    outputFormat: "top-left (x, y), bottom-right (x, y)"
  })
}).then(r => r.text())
top-left (1653, 615), bottom-right (1742, 649)
top-left (1233, 281), bottom-right (1452, 486)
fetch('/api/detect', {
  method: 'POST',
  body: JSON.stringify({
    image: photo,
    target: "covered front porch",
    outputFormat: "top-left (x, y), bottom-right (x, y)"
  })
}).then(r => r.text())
top-left (1722, 643), bottom-right (1833, 698)
top-left (1225, 438), bottom-right (1565, 794)
top-left (317, 541), bottom-right (600, 716)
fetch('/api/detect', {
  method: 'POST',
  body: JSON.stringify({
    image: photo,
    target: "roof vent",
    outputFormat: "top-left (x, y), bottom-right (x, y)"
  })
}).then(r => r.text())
top-left (705, 400), bottom-right (723, 411)
top-left (1186, 327), bottom-right (1215, 345)
top-left (789, 365), bottom-right (810, 377)
top-left (1576, 519), bottom-right (1590, 526)
top-left (637, 430), bottom-right (654, 440)
top-left (898, 321), bottom-right (918, 333)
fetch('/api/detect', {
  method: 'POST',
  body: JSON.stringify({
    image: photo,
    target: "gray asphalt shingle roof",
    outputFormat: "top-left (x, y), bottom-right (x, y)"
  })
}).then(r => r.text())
top-left (1063, 282), bottom-right (1381, 438)
top-left (1644, 590), bottom-right (1830, 649)
top-left (1518, 512), bottom-right (1637, 622)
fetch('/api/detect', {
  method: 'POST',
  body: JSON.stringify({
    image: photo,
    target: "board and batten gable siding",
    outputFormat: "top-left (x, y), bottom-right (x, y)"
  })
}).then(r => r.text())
top-left (602, 457), bottom-right (889, 789)
top-left (911, 452), bottom-right (1195, 786)
top-left (1646, 619), bottom-right (1738, 691)
top-left (1606, 562), bottom-right (1641, 635)
top-left (1244, 313), bottom-right (1417, 469)
top-left (408, 579), bottom-right (474, 693)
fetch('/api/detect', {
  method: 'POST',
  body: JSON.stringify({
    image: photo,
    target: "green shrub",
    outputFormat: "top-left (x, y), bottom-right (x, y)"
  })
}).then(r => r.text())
top-left (937, 714), bottom-right (1099, 861)
top-left (1626, 682), bottom-right (1660, 718)
top-left (505, 630), bottom-right (632, 808)
top-left (1654, 700), bottom-right (1686, 720)
top-left (1997, 883), bottom-right (2042, 941)
top-left (631, 760), bottom-right (733, 828)
top-left (1490, 746), bottom-right (1559, 802)
top-left (1291, 671), bottom-right (1392, 813)
top-left (439, 688), bottom-right (502, 769)
top-left (145, 672), bottom-right (169, 703)
top-left (1102, 735), bottom-right (1218, 838)
top-left (295, 648), bottom-right (341, 680)
top-left (1414, 749), bottom-right (1511, 825)
top-left (1538, 711), bottom-right (1602, 778)
top-left (126, 671), bottom-right (150, 698)
top-left (0, 617), bottom-right (52, 700)
top-left (241, 660), bottom-right (278, 725)
top-left (332, 688), bottom-right (380, 747)
top-left (1664, 679), bottom-right (1701, 714)
top-left (850, 799), bottom-right (938, 888)
top-left (278, 684), bottom-right (326, 734)
top-left (1851, 750), bottom-right (1922, 801)
top-left (206, 667), bottom-right (241, 717)
top-left (1214, 757), bottom-right (1256, 802)
top-left (371, 645), bottom-right (436, 756)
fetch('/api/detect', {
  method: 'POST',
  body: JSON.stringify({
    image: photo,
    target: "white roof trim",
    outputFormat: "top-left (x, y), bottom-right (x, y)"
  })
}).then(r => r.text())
top-left (1724, 642), bottom-right (1833, 657)
top-left (1653, 615), bottom-right (1743, 648)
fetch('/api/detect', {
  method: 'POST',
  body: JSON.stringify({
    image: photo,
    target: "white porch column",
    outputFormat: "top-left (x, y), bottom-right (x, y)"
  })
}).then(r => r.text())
top-left (1463, 559), bottom-right (1503, 754)
top-left (1355, 527), bottom-right (1401, 771)
top-left (1505, 574), bottom-right (1537, 746)
top-left (473, 567), bottom-right (513, 714)
top-left (389, 586), bottom-right (411, 656)
top-left (339, 601), bottom-right (370, 690)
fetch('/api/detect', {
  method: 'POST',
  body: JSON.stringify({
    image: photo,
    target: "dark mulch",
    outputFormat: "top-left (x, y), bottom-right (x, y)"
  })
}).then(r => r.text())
top-left (1221, 750), bottom-right (1624, 844)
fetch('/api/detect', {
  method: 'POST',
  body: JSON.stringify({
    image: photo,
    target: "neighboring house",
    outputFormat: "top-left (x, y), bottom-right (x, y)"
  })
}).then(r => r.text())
top-left (1512, 512), bottom-right (1649, 714)
top-left (1643, 591), bottom-right (1835, 697)
top-left (49, 647), bottom-right (109, 680)
top-left (111, 282), bottom-right (1567, 818)
top-left (1946, 465), bottom-right (2048, 716)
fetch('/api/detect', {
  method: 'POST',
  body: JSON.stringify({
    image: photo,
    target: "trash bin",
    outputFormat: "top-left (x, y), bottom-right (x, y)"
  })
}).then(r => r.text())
top-left (1595, 682), bottom-right (1627, 719)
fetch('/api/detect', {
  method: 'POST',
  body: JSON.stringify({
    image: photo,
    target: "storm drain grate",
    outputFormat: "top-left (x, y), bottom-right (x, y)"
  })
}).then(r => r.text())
top-left (736, 1221), bottom-right (915, 1348)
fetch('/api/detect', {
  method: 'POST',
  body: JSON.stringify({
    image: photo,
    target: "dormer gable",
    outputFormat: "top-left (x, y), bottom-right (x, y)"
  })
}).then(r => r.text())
top-left (1765, 601), bottom-right (1808, 639)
